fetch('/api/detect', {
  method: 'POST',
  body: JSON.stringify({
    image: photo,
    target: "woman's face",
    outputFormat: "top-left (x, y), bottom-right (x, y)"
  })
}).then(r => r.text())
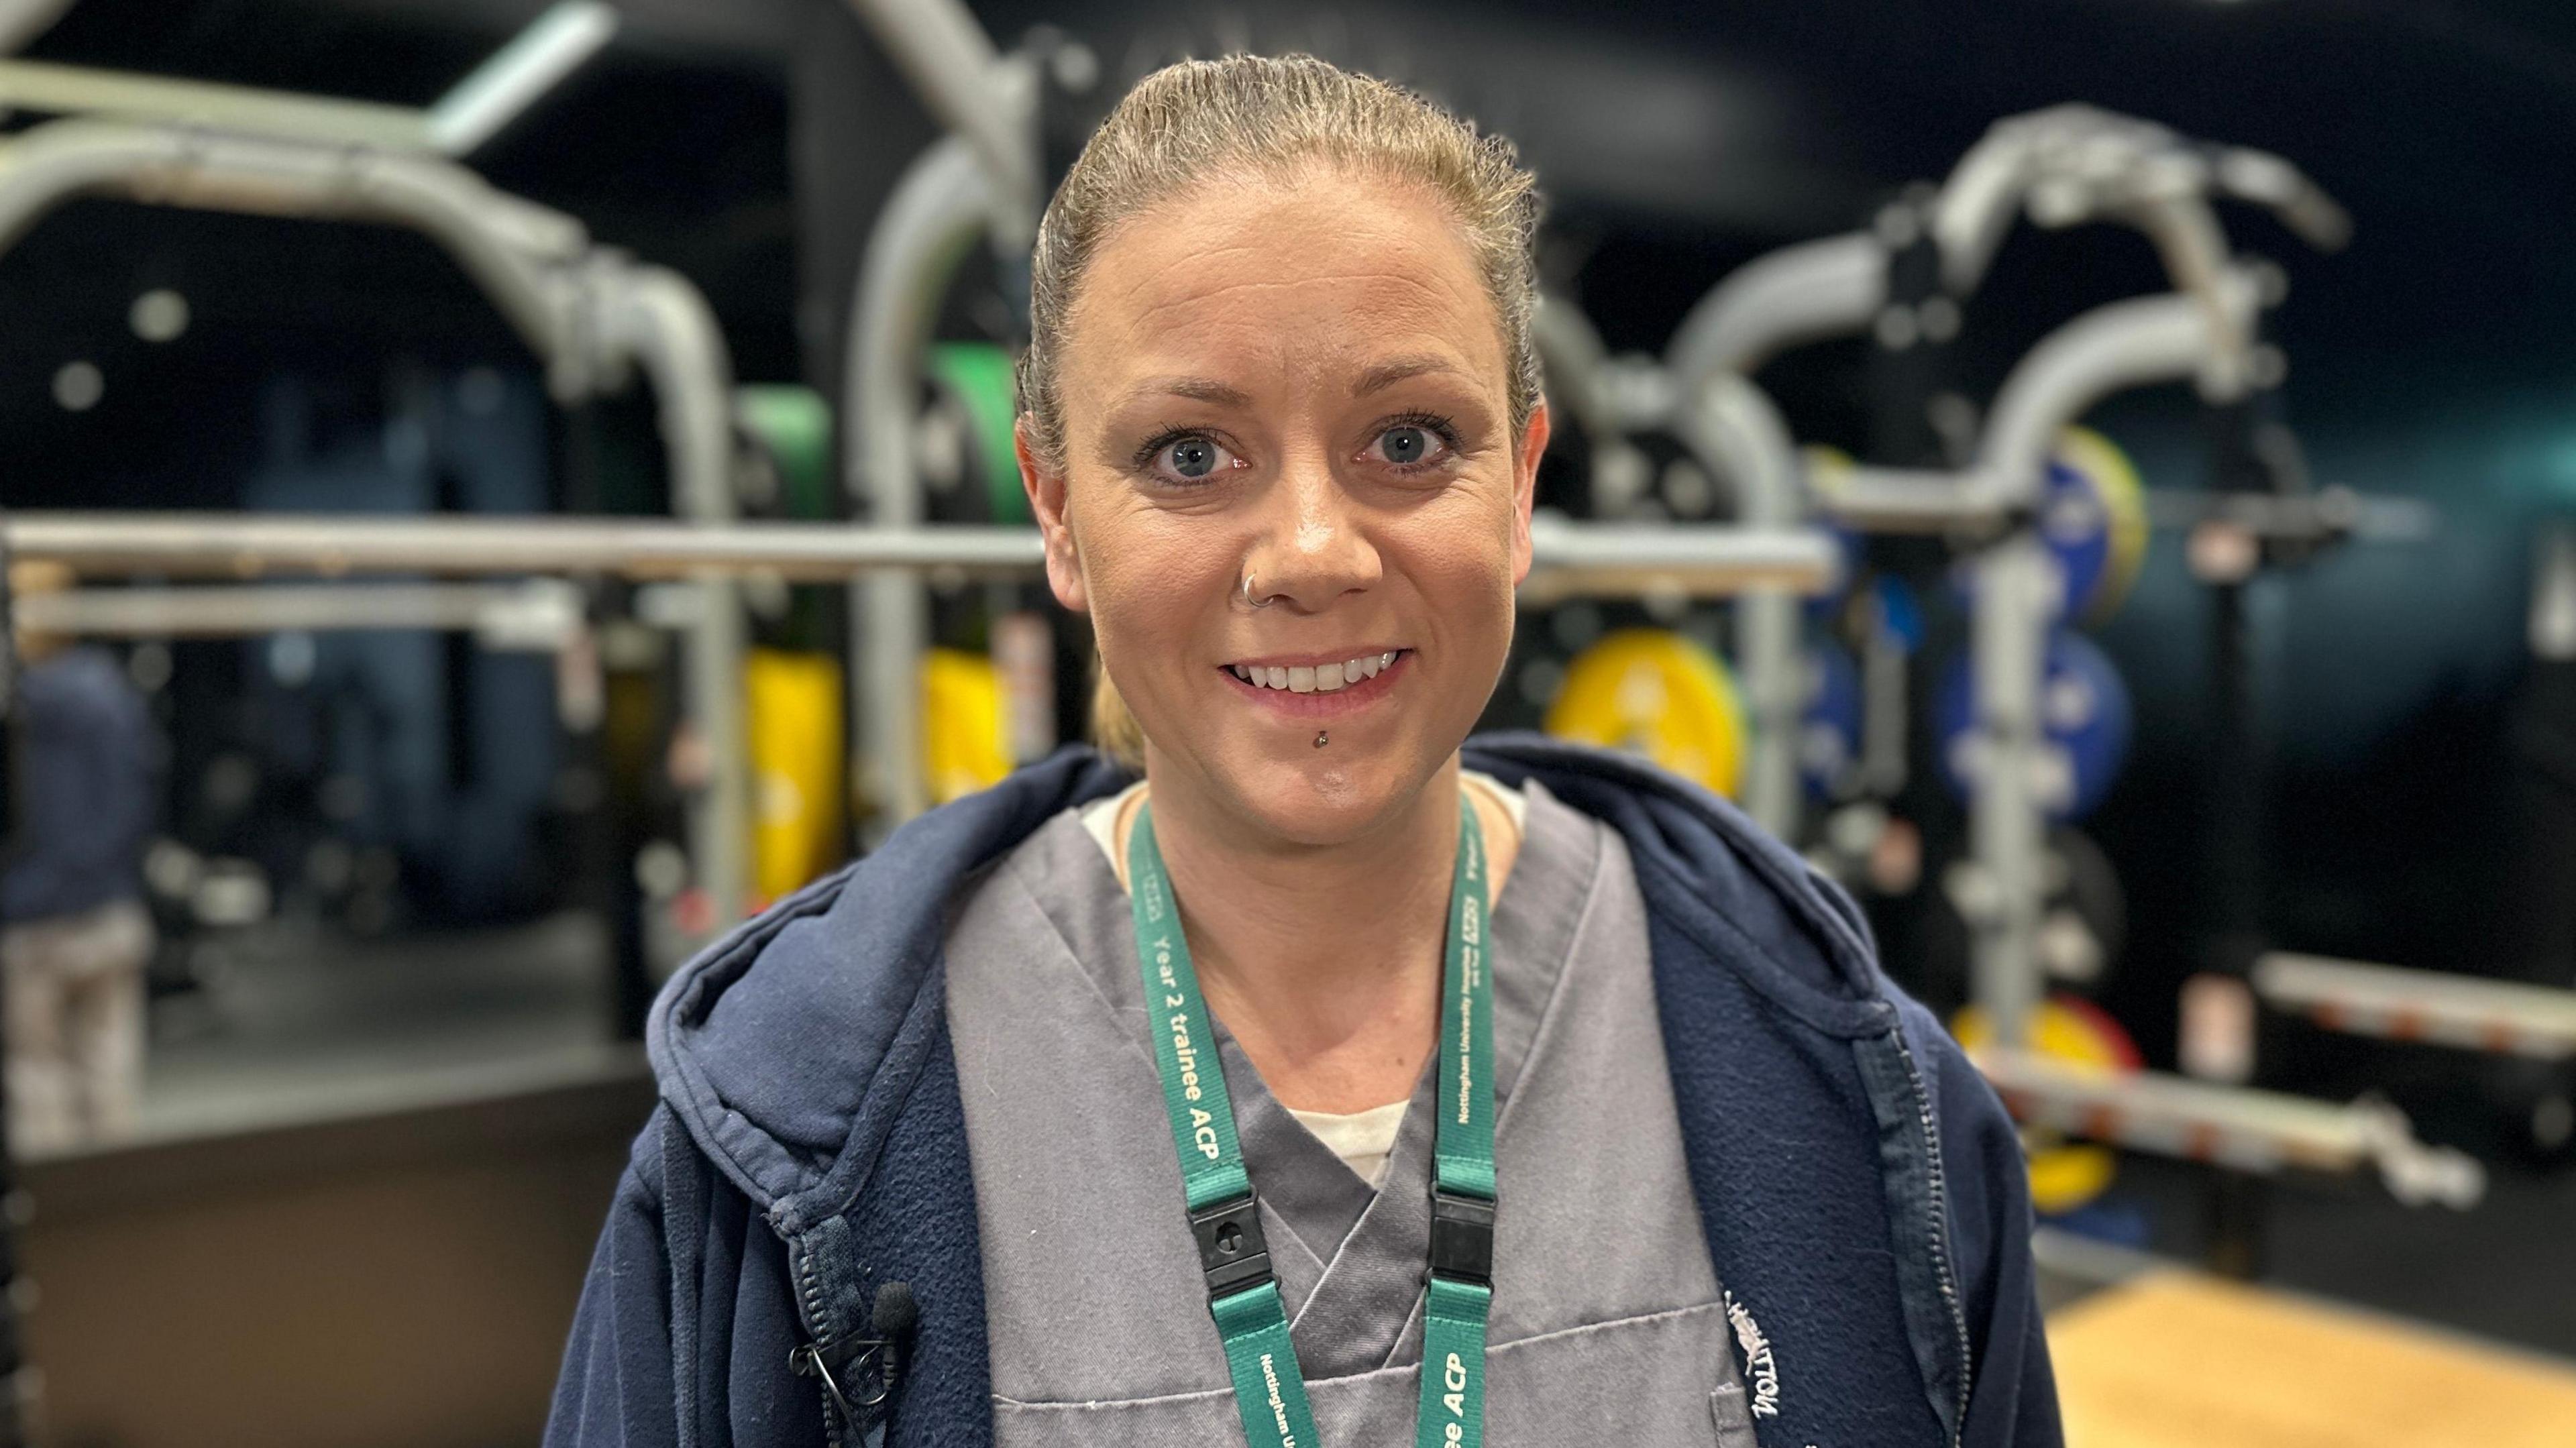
top-left (1022, 164), bottom-right (1548, 846)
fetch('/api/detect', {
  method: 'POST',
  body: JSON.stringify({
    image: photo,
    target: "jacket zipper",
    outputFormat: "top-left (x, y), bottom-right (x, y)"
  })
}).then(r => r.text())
top-left (1892, 1035), bottom-right (1972, 1448)
top-left (790, 1242), bottom-right (870, 1447)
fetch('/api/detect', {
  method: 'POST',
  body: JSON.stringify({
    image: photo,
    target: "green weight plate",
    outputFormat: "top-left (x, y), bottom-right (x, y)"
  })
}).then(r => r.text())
top-left (926, 342), bottom-right (1028, 526)
top-left (735, 385), bottom-right (834, 520)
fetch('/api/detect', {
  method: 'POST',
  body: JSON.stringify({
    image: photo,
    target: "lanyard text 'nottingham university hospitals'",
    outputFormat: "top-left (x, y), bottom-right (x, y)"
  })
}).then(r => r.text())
top-left (1126, 799), bottom-right (1495, 1448)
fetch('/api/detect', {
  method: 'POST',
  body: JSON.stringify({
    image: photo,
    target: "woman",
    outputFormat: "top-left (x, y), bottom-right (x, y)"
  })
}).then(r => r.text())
top-left (549, 55), bottom-right (2057, 1448)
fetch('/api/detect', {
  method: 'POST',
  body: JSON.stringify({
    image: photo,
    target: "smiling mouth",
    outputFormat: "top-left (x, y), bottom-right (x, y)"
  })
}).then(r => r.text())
top-left (1217, 648), bottom-right (1412, 716)
top-left (1224, 649), bottom-right (1402, 695)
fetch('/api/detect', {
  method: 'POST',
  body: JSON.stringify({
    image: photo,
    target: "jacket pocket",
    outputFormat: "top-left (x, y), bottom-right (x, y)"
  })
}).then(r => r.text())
top-left (1710, 1382), bottom-right (1763, 1448)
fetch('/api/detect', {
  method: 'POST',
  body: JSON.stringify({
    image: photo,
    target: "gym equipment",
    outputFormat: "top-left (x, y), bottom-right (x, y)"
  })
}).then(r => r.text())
top-left (1952, 993), bottom-right (2141, 1215)
top-left (1935, 629), bottom-right (2134, 822)
top-left (1798, 640), bottom-right (1863, 801)
top-left (0, 113), bottom-right (753, 933)
top-left (13, 581), bottom-right (581, 646)
top-left (2252, 953), bottom-right (2576, 1061)
top-left (1927, 826), bottom-right (2128, 1011)
top-left (920, 647), bottom-right (1011, 805)
top-left (840, 0), bottom-right (1041, 836)
top-left (1676, 156), bottom-right (2477, 1221)
top-left (2036, 828), bottom-right (2127, 989)
top-left (1544, 629), bottom-right (1748, 800)
top-left (0, 512), bottom-right (1835, 594)
top-left (1795, 450), bottom-right (1866, 594)
top-left (736, 385), bottom-right (836, 521)
top-left (1973, 1047), bottom-right (2482, 1208)
top-left (1661, 105), bottom-right (2346, 845)
top-left (0, 1), bottom-right (617, 156)
top-left (920, 342), bottom-right (1028, 526)
top-left (745, 649), bottom-right (847, 907)
top-left (2041, 427), bottom-right (2149, 622)
top-left (0, 513), bottom-right (1049, 580)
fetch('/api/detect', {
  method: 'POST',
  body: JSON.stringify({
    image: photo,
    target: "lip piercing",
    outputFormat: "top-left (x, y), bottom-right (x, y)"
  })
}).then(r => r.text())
top-left (1313, 730), bottom-right (1329, 748)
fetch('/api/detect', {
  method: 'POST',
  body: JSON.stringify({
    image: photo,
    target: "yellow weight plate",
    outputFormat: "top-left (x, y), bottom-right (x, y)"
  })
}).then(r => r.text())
top-left (1544, 628), bottom-right (1747, 799)
top-left (745, 649), bottom-right (847, 906)
top-left (1953, 995), bottom-right (2142, 1215)
top-left (922, 647), bottom-right (1014, 807)
top-left (2055, 427), bottom-right (2149, 623)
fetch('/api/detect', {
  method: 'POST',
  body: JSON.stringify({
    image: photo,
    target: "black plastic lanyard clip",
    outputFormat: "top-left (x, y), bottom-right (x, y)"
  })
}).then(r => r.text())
top-left (1429, 1190), bottom-right (1496, 1288)
top-left (1189, 1193), bottom-right (1275, 1300)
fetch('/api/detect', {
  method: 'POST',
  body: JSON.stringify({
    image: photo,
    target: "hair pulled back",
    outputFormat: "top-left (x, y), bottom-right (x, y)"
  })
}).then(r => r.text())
top-left (1016, 54), bottom-right (1544, 767)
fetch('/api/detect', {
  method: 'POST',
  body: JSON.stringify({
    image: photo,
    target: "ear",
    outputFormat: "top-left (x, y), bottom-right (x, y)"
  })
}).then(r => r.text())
top-left (1508, 400), bottom-right (1551, 588)
top-left (1016, 414), bottom-right (1089, 614)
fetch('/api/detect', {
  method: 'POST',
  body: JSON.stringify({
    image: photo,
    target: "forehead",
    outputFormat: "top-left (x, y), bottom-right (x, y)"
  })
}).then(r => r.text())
top-left (1063, 165), bottom-right (1505, 400)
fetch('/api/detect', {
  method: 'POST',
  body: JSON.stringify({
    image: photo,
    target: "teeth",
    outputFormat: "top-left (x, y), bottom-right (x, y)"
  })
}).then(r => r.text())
top-left (1229, 652), bottom-right (1401, 691)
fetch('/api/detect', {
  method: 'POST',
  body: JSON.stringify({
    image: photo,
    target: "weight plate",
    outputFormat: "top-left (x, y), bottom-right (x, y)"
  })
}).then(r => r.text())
top-left (922, 647), bottom-right (1014, 806)
top-left (745, 649), bottom-right (847, 905)
top-left (2046, 427), bottom-right (2149, 622)
top-left (1951, 994), bottom-right (2143, 1215)
top-left (1935, 629), bottom-right (2134, 822)
top-left (1544, 628), bottom-right (1748, 799)
top-left (926, 342), bottom-right (1029, 527)
top-left (735, 386), bottom-right (834, 520)
top-left (1801, 640), bottom-right (1864, 801)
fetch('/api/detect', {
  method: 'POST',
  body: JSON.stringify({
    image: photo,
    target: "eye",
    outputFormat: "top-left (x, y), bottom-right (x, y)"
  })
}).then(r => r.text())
top-left (1364, 419), bottom-right (1454, 471)
top-left (1144, 433), bottom-right (1242, 485)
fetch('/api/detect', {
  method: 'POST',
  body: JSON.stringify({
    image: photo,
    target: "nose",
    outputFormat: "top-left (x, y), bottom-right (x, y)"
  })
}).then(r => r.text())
top-left (1241, 446), bottom-right (1381, 613)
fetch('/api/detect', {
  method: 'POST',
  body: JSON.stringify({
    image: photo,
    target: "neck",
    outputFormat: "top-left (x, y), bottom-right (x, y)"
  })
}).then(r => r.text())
top-left (1134, 757), bottom-right (1497, 1115)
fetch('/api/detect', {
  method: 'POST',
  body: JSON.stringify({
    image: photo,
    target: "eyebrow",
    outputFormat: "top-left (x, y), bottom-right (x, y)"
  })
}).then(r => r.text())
top-left (1118, 376), bottom-right (1252, 409)
top-left (1352, 354), bottom-right (1466, 398)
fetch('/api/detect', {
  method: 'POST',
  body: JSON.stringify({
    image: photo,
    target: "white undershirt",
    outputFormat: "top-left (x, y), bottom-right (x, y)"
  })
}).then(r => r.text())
top-left (1285, 1101), bottom-right (1409, 1188)
top-left (1077, 771), bottom-right (1527, 1187)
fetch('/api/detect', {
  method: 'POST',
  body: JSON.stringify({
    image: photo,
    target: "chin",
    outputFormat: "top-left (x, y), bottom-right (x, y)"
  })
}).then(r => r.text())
top-left (1210, 740), bottom-right (1448, 848)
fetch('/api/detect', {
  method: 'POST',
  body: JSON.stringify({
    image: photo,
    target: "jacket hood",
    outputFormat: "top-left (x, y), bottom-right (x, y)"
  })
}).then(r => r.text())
top-left (647, 733), bottom-right (1890, 1225)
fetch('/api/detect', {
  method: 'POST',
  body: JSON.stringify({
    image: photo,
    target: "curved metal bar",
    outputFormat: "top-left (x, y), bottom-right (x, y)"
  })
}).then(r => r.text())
top-left (1974, 279), bottom-right (2251, 506)
top-left (593, 263), bottom-right (751, 928)
top-left (1669, 376), bottom-right (1810, 835)
top-left (841, 0), bottom-right (1036, 242)
top-left (1664, 232), bottom-right (1886, 391)
top-left (1532, 292), bottom-right (1629, 441)
top-left (0, 120), bottom-right (584, 363)
top-left (0, 117), bottom-right (585, 364)
top-left (844, 133), bottom-right (1004, 833)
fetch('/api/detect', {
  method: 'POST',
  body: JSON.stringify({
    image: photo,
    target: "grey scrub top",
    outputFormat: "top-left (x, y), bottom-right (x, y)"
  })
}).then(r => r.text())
top-left (943, 778), bottom-right (1760, 1447)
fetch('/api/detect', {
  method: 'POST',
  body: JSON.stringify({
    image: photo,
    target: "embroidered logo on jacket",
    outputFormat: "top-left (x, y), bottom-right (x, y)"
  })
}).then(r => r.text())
top-left (1724, 1290), bottom-right (1782, 1418)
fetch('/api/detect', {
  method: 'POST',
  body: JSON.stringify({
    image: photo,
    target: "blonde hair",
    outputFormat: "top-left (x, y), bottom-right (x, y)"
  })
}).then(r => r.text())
top-left (1020, 54), bottom-right (1544, 769)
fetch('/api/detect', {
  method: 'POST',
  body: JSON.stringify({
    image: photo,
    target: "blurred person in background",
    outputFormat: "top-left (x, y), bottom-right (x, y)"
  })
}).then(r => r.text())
top-left (3, 559), bottom-right (157, 1155)
top-left (552, 55), bottom-right (2055, 1448)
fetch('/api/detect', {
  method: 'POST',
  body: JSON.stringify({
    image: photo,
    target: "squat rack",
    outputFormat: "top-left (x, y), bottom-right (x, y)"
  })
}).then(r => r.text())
top-left (0, 113), bottom-right (757, 936)
top-left (1640, 110), bottom-right (2487, 1212)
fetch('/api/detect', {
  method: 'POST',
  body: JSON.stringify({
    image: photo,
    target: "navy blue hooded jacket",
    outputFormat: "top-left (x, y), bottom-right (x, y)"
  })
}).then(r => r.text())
top-left (547, 736), bottom-right (2060, 1448)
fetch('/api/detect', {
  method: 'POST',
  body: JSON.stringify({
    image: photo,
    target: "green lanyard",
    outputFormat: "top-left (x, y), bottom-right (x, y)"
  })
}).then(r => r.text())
top-left (1127, 797), bottom-right (1495, 1448)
